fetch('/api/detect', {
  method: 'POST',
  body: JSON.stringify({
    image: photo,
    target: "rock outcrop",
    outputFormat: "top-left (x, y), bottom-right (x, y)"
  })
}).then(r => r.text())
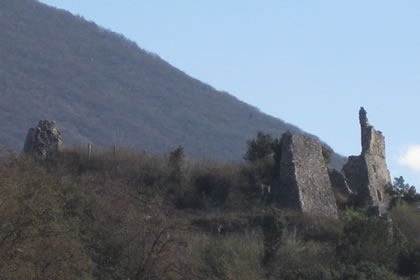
top-left (23, 120), bottom-right (63, 158)
top-left (342, 108), bottom-right (391, 215)
top-left (278, 133), bottom-right (338, 218)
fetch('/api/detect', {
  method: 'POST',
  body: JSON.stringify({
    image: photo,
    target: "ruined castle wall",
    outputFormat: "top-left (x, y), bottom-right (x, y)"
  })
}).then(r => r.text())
top-left (362, 132), bottom-right (391, 214)
top-left (328, 168), bottom-right (352, 196)
top-left (279, 133), bottom-right (338, 218)
top-left (342, 108), bottom-right (391, 214)
top-left (342, 155), bottom-right (366, 195)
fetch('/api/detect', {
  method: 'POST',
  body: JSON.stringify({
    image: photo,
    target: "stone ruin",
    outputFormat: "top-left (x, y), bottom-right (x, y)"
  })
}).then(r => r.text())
top-left (276, 107), bottom-right (391, 218)
top-left (278, 132), bottom-right (338, 218)
top-left (22, 109), bottom-right (391, 217)
top-left (23, 120), bottom-right (63, 158)
top-left (341, 107), bottom-right (391, 215)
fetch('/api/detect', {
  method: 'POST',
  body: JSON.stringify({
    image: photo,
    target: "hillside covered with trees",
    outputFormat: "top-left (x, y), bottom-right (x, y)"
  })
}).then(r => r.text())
top-left (0, 0), bottom-right (344, 167)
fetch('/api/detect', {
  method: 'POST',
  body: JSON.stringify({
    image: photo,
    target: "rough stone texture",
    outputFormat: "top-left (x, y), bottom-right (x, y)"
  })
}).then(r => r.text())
top-left (328, 169), bottom-right (352, 196)
top-left (278, 133), bottom-right (338, 218)
top-left (342, 108), bottom-right (391, 214)
top-left (23, 120), bottom-right (63, 158)
top-left (341, 156), bottom-right (365, 195)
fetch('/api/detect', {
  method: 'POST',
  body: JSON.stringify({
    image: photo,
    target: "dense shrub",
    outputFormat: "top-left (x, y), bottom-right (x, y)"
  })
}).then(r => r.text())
top-left (391, 201), bottom-right (420, 247)
top-left (339, 262), bottom-right (404, 280)
top-left (336, 216), bottom-right (407, 270)
top-left (287, 212), bottom-right (343, 243)
top-left (0, 155), bottom-right (95, 279)
top-left (198, 236), bottom-right (264, 280)
top-left (0, 148), bottom-right (419, 279)
top-left (262, 207), bottom-right (287, 265)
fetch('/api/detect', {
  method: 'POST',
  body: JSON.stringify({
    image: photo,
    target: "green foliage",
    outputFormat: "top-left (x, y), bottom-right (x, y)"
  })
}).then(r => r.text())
top-left (390, 176), bottom-right (419, 204)
top-left (191, 212), bottom-right (259, 235)
top-left (393, 176), bottom-right (412, 194)
top-left (176, 162), bottom-right (243, 210)
top-left (198, 236), bottom-right (264, 280)
top-left (391, 201), bottom-right (420, 277)
top-left (262, 207), bottom-right (287, 265)
top-left (242, 155), bottom-right (276, 197)
top-left (399, 247), bottom-right (420, 276)
top-left (336, 216), bottom-right (407, 269)
top-left (243, 132), bottom-right (282, 197)
top-left (194, 170), bottom-right (232, 206)
top-left (339, 207), bottom-right (366, 223)
top-left (244, 132), bottom-right (279, 162)
top-left (339, 262), bottom-right (404, 280)
top-left (280, 264), bottom-right (338, 280)
top-left (117, 200), bottom-right (185, 280)
top-left (1, 147), bottom-right (420, 279)
top-left (0, 155), bottom-right (94, 279)
top-left (272, 239), bottom-right (337, 279)
top-left (277, 262), bottom-right (403, 280)
top-left (391, 201), bottom-right (420, 247)
top-left (287, 213), bottom-right (343, 243)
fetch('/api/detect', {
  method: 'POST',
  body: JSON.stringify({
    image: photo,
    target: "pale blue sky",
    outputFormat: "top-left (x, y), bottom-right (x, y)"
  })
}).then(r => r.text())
top-left (38, 0), bottom-right (420, 187)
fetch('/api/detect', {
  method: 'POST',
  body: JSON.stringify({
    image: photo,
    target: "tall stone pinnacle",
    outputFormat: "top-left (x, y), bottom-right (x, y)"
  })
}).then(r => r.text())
top-left (359, 106), bottom-right (368, 127)
top-left (342, 108), bottom-right (391, 215)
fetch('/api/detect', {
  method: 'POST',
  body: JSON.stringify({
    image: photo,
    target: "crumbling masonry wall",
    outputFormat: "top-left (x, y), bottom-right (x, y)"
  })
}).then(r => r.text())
top-left (342, 108), bottom-right (391, 214)
top-left (278, 133), bottom-right (338, 218)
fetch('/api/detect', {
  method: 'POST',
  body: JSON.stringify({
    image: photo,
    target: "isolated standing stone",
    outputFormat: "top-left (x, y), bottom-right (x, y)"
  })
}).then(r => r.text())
top-left (342, 108), bottom-right (391, 215)
top-left (23, 120), bottom-right (63, 158)
top-left (278, 133), bottom-right (338, 218)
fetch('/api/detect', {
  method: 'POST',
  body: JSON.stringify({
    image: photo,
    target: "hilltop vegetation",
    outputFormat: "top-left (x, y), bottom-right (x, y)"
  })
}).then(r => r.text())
top-left (0, 143), bottom-right (419, 280)
top-left (0, 0), bottom-right (344, 167)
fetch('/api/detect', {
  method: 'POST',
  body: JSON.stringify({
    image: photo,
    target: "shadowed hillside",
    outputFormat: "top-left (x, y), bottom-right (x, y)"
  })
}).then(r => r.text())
top-left (0, 0), bottom-right (345, 167)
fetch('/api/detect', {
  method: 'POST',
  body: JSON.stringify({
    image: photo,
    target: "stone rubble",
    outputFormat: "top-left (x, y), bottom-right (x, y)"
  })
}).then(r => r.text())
top-left (23, 120), bottom-right (63, 158)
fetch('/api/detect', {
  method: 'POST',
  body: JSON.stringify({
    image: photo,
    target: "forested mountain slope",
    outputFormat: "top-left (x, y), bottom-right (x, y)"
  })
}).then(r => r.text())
top-left (0, 0), bottom-right (344, 166)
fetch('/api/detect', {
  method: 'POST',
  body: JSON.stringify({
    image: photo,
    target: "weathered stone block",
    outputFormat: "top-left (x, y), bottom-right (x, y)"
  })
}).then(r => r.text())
top-left (23, 120), bottom-right (63, 158)
top-left (278, 133), bottom-right (338, 218)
